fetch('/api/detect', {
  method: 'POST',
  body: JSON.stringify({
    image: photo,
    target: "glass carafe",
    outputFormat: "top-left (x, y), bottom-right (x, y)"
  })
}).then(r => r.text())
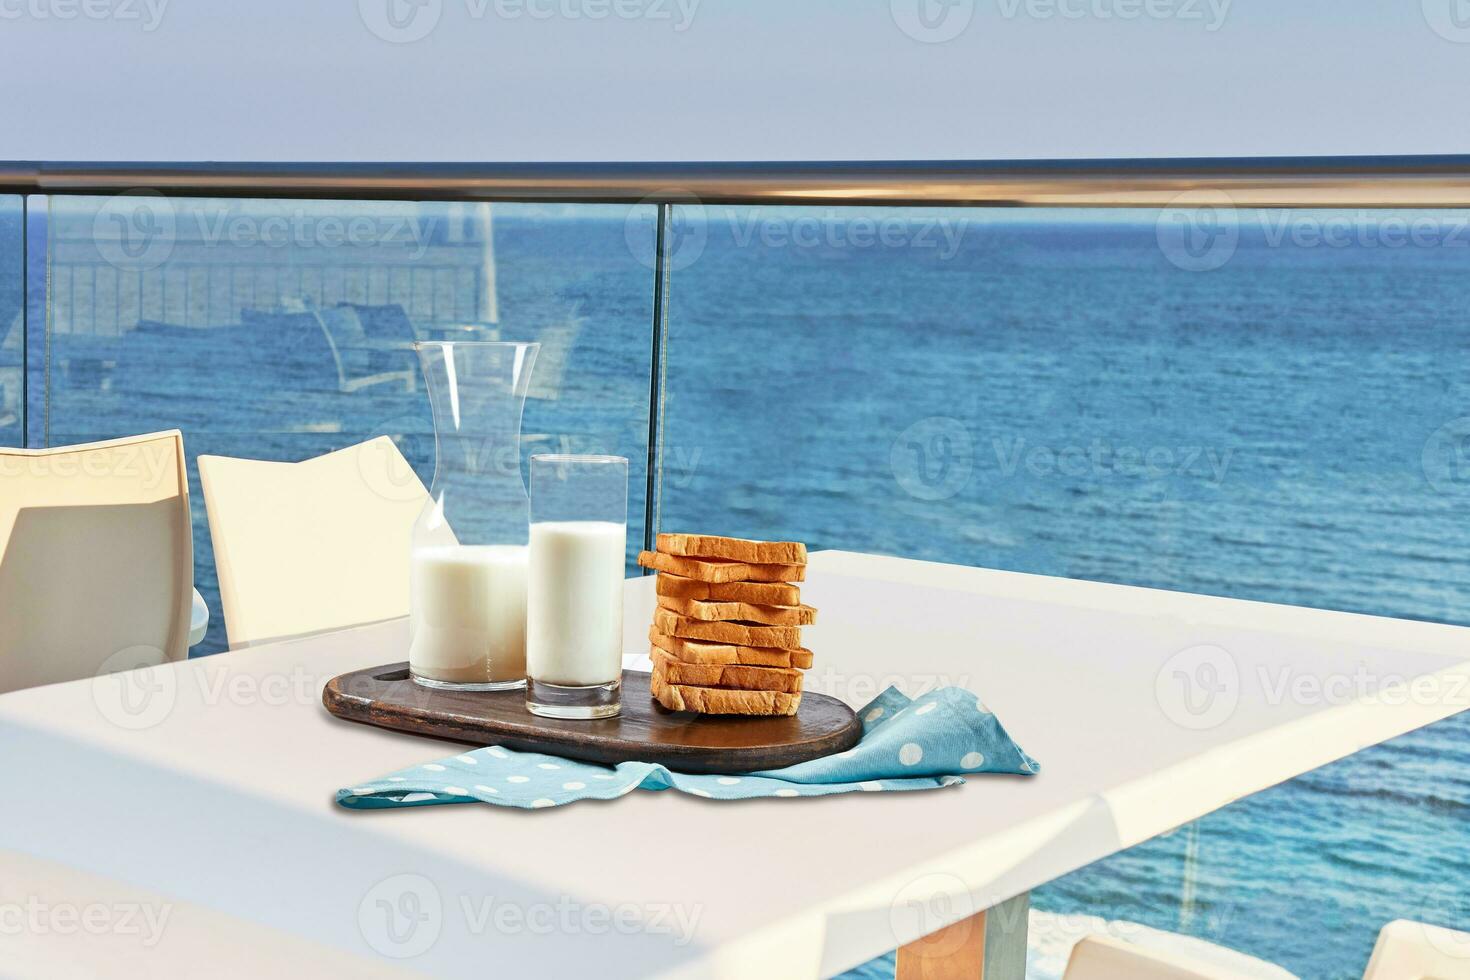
top-left (409, 341), bottom-right (539, 691)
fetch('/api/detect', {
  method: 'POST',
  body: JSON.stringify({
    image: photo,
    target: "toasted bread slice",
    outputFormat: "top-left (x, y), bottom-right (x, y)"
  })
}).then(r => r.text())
top-left (649, 627), bottom-right (814, 669)
top-left (638, 551), bottom-right (805, 583)
top-left (656, 533), bottom-right (806, 566)
top-left (650, 664), bottom-right (802, 716)
top-left (650, 648), bottom-right (803, 693)
top-left (656, 594), bottom-right (817, 626)
top-left (652, 607), bottom-right (802, 649)
top-left (656, 573), bottom-right (802, 606)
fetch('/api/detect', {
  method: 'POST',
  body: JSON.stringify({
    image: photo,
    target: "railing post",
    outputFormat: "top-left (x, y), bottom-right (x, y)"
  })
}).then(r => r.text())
top-left (642, 201), bottom-right (671, 561)
top-left (18, 194), bottom-right (26, 447)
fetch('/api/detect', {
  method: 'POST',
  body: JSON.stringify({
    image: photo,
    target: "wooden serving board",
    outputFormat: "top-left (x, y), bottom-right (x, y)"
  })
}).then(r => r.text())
top-left (322, 663), bottom-right (861, 775)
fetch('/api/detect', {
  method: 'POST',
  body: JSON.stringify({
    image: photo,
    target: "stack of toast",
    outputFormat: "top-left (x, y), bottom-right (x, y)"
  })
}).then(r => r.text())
top-left (639, 534), bottom-right (814, 716)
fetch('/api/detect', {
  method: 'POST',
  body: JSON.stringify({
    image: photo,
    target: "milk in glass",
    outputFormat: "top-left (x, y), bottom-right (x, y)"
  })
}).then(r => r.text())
top-left (527, 521), bottom-right (625, 686)
top-left (410, 544), bottom-right (527, 685)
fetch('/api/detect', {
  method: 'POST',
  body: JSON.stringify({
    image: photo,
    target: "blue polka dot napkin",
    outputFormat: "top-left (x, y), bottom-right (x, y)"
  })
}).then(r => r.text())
top-left (336, 685), bottom-right (1039, 810)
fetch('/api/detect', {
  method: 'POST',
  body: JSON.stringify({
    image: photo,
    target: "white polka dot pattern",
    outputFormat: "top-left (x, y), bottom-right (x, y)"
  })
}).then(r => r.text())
top-left (335, 685), bottom-right (1038, 811)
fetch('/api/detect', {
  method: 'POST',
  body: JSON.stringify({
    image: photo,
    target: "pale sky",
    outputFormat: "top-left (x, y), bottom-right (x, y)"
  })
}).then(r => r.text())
top-left (0, 0), bottom-right (1465, 162)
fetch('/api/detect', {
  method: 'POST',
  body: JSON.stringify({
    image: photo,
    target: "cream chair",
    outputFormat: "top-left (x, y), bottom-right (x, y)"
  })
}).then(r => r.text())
top-left (0, 431), bottom-right (193, 693)
top-left (1362, 920), bottom-right (1470, 980)
top-left (198, 436), bottom-right (428, 649)
top-left (1064, 934), bottom-right (1273, 980)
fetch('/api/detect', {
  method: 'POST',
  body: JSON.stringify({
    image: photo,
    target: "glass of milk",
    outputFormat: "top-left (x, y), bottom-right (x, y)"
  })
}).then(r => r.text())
top-left (408, 341), bottom-right (539, 691)
top-left (526, 454), bottom-right (628, 719)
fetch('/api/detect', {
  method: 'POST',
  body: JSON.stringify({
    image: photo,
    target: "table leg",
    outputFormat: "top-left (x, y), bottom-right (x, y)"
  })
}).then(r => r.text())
top-left (895, 892), bottom-right (1029, 980)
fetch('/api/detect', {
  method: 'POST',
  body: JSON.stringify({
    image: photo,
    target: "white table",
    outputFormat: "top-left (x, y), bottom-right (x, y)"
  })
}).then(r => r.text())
top-left (3, 551), bottom-right (1468, 979)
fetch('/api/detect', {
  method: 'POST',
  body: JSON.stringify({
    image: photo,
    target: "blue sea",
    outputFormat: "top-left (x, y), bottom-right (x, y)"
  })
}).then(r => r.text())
top-left (10, 202), bottom-right (1470, 978)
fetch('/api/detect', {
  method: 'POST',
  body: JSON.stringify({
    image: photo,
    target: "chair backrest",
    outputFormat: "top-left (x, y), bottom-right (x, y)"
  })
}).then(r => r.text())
top-left (0, 431), bottom-right (192, 693)
top-left (339, 303), bottom-right (416, 344)
top-left (198, 436), bottom-right (429, 649)
top-left (0, 312), bottom-right (20, 428)
top-left (238, 308), bottom-right (342, 391)
top-left (524, 317), bottom-right (579, 401)
top-left (1362, 920), bottom-right (1470, 980)
top-left (1064, 935), bottom-right (1264, 980)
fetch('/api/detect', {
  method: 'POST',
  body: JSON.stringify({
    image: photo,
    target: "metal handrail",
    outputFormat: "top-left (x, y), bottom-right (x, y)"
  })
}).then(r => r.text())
top-left (5, 157), bottom-right (1470, 207)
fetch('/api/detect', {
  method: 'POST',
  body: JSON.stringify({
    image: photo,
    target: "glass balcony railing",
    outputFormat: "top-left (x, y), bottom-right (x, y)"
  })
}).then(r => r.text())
top-left (0, 196), bottom-right (20, 447)
top-left (4, 161), bottom-right (1470, 979)
top-left (38, 196), bottom-right (657, 654)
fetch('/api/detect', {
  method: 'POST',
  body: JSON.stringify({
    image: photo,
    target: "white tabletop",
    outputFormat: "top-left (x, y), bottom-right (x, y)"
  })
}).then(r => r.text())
top-left (3, 551), bottom-right (1468, 979)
